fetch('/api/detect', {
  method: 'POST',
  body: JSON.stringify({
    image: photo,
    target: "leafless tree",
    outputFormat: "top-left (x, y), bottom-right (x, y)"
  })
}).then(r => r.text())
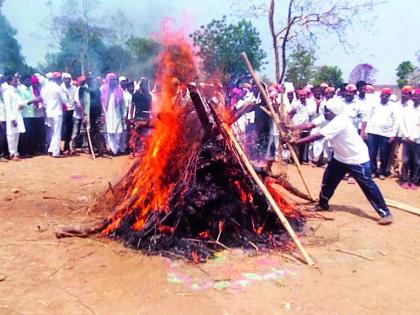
top-left (233, 0), bottom-right (383, 83)
top-left (349, 63), bottom-right (377, 83)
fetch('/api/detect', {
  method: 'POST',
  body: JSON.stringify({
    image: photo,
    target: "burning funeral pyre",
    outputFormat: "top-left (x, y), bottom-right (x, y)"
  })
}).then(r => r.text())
top-left (57, 29), bottom-right (306, 263)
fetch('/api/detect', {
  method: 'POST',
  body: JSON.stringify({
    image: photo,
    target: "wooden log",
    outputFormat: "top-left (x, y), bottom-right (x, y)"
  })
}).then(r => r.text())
top-left (240, 52), bottom-right (315, 202)
top-left (207, 99), bottom-right (315, 266)
top-left (385, 198), bottom-right (420, 216)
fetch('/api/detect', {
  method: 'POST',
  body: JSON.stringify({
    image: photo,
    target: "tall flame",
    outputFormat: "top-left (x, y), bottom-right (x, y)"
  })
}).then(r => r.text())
top-left (102, 25), bottom-right (198, 235)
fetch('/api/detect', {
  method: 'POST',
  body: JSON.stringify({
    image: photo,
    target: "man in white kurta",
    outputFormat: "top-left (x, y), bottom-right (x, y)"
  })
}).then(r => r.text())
top-left (41, 72), bottom-right (68, 157)
top-left (3, 76), bottom-right (26, 160)
top-left (0, 87), bottom-right (8, 160)
top-left (101, 73), bottom-right (124, 155)
top-left (119, 76), bottom-right (132, 153)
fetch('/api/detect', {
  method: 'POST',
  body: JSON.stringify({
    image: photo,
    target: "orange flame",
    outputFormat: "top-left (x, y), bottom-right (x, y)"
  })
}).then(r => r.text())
top-left (264, 177), bottom-right (297, 218)
top-left (233, 180), bottom-right (247, 204)
top-left (102, 24), bottom-right (198, 235)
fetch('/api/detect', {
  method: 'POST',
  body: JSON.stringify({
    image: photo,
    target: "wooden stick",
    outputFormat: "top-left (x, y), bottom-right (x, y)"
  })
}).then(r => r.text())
top-left (208, 101), bottom-right (314, 266)
top-left (336, 249), bottom-right (374, 261)
top-left (240, 52), bottom-right (315, 201)
top-left (85, 127), bottom-right (96, 160)
top-left (385, 198), bottom-right (420, 216)
top-left (260, 106), bottom-right (272, 117)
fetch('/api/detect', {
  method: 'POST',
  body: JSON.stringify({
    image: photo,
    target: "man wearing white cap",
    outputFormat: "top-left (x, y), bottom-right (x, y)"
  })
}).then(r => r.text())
top-left (42, 72), bottom-right (68, 157)
top-left (3, 74), bottom-right (26, 161)
top-left (287, 100), bottom-right (393, 225)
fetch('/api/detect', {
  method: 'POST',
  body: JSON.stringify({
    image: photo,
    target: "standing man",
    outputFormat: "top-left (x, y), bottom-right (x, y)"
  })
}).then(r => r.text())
top-left (0, 85), bottom-right (9, 161)
top-left (386, 85), bottom-right (414, 176)
top-left (361, 88), bottom-right (398, 179)
top-left (119, 76), bottom-right (132, 154)
top-left (398, 88), bottom-right (420, 189)
top-left (30, 76), bottom-right (46, 154)
top-left (61, 73), bottom-right (78, 154)
top-left (88, 76), bottom-right (109, 158)
top-left (17, 74), bottom-right (41, 157)
top-left (42, 71), bottom-right (67, 158)
top-left (341, 84), bottom-right (365, 132)
top-left (71, 75), bottom-right (90, 154)
top-left (265, 89), bottom-right (280, 160)
top-left (101, 73), bottom-right (124, 155)
top-left (289, 89), bottom-right (316, 163)
top-left (3, 75), bottom-right (26, 161)
top-left (288, 101), bottom-right (393, 225)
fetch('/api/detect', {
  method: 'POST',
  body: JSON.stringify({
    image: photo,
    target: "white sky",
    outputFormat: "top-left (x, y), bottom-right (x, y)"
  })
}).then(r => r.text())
top-left (3, 0), bottom-right (419, 84)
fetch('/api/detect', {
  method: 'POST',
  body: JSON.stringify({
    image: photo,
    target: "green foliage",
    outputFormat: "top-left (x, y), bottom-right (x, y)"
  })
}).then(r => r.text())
top-left (43, 19), bottom-right (108, 76)
top-left (190, 17), bottom-right (267, 81)
top-left (0, 1), bottom-right (26, 73)
top-left (396, 61), bottom-right (415, 88)
top-left (285, 46), bottom-right (315, 89)
top-left (312, 65), bottom-right (344, 88)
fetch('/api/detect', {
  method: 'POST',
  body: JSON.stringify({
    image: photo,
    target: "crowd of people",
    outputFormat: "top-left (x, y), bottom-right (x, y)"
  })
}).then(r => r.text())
top-left (0, 71), bottom-right (152, 161)
top-left (0, 70), bottom-right (419, 195)
top-left (231, 80), bottom-right (419, 191)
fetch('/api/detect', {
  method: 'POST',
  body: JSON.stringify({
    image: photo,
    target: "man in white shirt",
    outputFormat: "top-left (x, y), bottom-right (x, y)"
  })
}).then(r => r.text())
top-left (61, 73), bottom-right (78, 154)
top-left (341, 84), bottom-right (365, 131)
top-left (233, 83), bottom-right (257, 158)
top-left (386, 85), bottom-right (414, 176)
top-left (310, 87), bottom-right (335, 166)
top-left (42, 71), bottom-right (68, 158)
top-left (0, 86), bottom-right (8, 161)
top-left (3, 75), bottom-right (26, 161)
top-left (361, 88), bottom-right (398, 179)
top-left (288, 100), bottom-right (393, 225)
top-left (289, 89), bottom-right (316, 163)
top-left (265, 89), bottom-right (281, 160)
top-left (398, 88), bottom-right (420, 189)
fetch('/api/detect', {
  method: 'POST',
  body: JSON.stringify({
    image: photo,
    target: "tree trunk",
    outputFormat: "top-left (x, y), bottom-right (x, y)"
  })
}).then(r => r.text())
top-left (269, 0), bottom-right (280, 83)
top-left (279, 0), bottom-right (294, 84)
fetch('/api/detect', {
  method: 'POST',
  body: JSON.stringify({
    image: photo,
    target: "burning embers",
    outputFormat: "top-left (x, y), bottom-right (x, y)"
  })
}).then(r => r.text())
top-left (98, 29), bottom-right (303, 262)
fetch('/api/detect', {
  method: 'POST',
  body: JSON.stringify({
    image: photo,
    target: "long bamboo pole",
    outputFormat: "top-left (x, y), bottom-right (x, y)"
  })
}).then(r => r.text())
top-left (385, 198), bottom-right (420, 216)
top-left (208, 101), bottom-right (315, 266)
top-left (240, 52), bottom-right (315, 201)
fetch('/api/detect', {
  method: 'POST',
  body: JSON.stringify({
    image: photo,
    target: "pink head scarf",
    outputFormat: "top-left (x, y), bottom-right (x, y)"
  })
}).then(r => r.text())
top-left (100, 72), bottom-right (123, 109)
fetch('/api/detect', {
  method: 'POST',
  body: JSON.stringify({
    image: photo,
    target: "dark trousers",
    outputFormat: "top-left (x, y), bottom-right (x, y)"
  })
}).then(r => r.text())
top-left (62, 110), bottom-right (74, 151)
top-left (296, 131), bottom-right (309, 163)
top-left (91, 114), bottom-right (107, 155)
top-left (368, 133), bottom-right (391, 176)
top-left (319, 158), bottom-right (391, 218)
top-left (0, 121), bottom-right (8, 157)
top-left (32, 117), bottom-right (46, 154)
top-left (19, 118), bottom-right (34, 156)
top-left (400, 141), bottom-right (420, 184)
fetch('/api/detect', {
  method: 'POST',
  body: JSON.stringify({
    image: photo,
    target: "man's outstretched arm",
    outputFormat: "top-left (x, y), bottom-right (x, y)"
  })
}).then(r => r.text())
top-left (294, 132), bottom-right (324, 145)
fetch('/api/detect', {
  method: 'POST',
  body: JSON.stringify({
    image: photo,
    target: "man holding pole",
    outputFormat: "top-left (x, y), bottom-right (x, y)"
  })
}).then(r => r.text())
top-left (286, 100), bottom-right (393, 225)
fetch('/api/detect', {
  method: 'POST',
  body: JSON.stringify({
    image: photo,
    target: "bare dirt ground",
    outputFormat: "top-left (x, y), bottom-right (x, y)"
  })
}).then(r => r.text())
top-left (0, 155), bottom-right (419, 315)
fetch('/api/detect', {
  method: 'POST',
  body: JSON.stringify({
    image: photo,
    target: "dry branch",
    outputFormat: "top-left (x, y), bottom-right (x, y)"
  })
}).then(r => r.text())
top-left (207, 98), bottom-right (314, 266)
top-left (240, 52), bottom-right (315, 201)
top-left (385, 198), bottom-right (420, 217)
